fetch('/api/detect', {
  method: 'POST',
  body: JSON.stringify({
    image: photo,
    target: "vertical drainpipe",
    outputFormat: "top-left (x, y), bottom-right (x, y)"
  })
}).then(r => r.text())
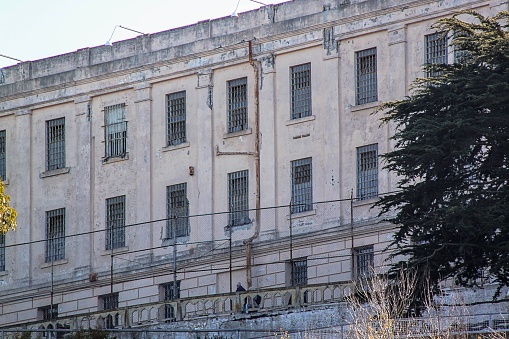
top-left (245, 40), bottom-right (261, 289)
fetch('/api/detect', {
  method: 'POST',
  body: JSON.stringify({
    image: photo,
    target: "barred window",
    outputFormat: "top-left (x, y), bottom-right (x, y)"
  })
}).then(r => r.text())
top-left (106, 196), bottom-right (125, 250)
top-left (425, 32), bottom-right (447, 77)
top-left (355, 48), bottom-right (378, 105)
top-left (45, 208), bottom-right (65, 263)
top-left (167, 183), bottom-right (189, 239)
top-left (100, 293), bottom-right (119, 310)
top-left (227, 77), bottom-right (248, 133)
top-left (228, 170), bottom-right (250, 227)
top-left (356, 144), bottom-right (378, 201)
top-left (355, 246), bottom-right (374, 279)
top-left (161, 281), bottom-right (180, 321)
top-left (46, 118), bottom-right (65, 171)
top-left (0, 130), bottom-right (5, 181)
top-left (39, 305), bottom-right (58, 321)
top-left (291, 258), bottom-right (308, 286)
top-left (105, 104), bottom-right (127, 159)
top-left (290, 63), bottom-right (312, 119)
top-left (166, 91), bottom-right (187, 146)
top-left (291, 158), bottom-right (312, 214)
top-left (0, 233), bottom-right (5, 271)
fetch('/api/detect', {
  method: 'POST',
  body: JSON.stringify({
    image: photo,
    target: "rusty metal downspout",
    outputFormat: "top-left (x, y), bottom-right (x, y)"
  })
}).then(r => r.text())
top-left (245, 40), bottom-right (261, 289)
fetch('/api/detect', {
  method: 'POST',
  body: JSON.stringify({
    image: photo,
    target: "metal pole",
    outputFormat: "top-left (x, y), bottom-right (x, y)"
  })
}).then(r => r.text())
top-left (173, 215), bottom-right (178, 300)
top-left (289, 200), bottom-right (293, 286)
top-left (229, 224), bottom-right (233, 293)
top-left (350, 189), bottom-right (354, 281)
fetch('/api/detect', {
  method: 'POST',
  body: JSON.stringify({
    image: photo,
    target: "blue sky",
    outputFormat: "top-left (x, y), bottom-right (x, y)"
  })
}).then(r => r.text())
top-left (0, 0), bottom-right (286, 68)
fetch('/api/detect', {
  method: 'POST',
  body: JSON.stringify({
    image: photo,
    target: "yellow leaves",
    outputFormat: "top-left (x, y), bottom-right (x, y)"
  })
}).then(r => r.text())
top-left (0, 180), bottom-right (17, 234)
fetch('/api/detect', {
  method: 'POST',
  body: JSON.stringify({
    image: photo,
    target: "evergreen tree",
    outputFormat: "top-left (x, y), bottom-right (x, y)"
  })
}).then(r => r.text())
top-left (377, 11), bottom-right (509, 297)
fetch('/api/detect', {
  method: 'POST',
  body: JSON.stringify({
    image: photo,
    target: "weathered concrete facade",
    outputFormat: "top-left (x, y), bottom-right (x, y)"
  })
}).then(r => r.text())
top-left (0, 0), bottom-right (505, 329)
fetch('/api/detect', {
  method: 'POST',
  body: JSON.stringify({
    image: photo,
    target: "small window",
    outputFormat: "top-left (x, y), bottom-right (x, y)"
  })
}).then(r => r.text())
top-left (0, 233), bottom-right (4, 272)
top-left (355, 48), bottom-right (378, 105)
top-left (290, 63), bottom-right (312, 119)
top-left (100, 293), bottom-right (119, 311)
top-left (166, 91), bottom-right (187, 146)
top-left (291, 158), bottom-right (313, 214)
top-left (228, 170), bottom-right (250, 226)
top-left (0, 130), bottom-right (6, 180)
top-left (104, 104), bottom-right (127, 159)
top-left (105, 196), bottom-right (125, 250)
top-left (227, 77), bottom-right (248, 133)
top-left (45, 208), bottom-right (65, 263)
top-left (291, 258), bottom-right (308, 286)
top-left (161, 281), bottom-right (180, 321)
top-left (354, 245), bottom-right (374, 280)
top-left (167, 183), bottom-right (189, 239)
top-left (46, 118), bottom-right (66, 171)
top-left (39, 305), bottom-right (58, 321)
top-left (356, 144), bottom-right (378, 201)
top-left (425, 32), bottom-right (447, 77)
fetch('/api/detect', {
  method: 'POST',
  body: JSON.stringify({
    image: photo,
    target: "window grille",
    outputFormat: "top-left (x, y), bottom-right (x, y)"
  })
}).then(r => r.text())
top-left (105, 104), bottom-right (127, 158)
top-left (167, 183), bottom-right (189, 239)
top-left (356, 144), bottom-right (378, 200)
top-left (0, 233), bottom-right (5, 271)
top-left (228, 170), bottom-right (250, 226)
top-left (0, 130), bottom-right (5, 181)
top-left (105, 196), bottom-right (125, 250)
top-left (46, 118), bottom-right (65, 171)
top-left (290, 63), bottom-right (312, 119)
top-left (39, 305), bottom-right (58, 321)
top-left (425, 32), bottom-right (447, 77)
top-left (227, 77), bottom-right (248, 133)
top-left (45, 208), bottom-right (65, 263)
top-left (166, 91), bottom-right (187, 146)
top-left (355, 48), bottom-right (378, 105)
top-left (161, 281), bottom-right (181, 320)
top-left (291, 158), bottom-right (313, 214)
top-left (291, 258), bottom-right (308, 286)
top-left (355, 245), bottom-right (374, 279)
top-left (101, 293), bottom-right (119, 310)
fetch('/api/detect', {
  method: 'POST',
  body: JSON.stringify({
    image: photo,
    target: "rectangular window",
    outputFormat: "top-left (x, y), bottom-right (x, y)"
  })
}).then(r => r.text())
top-left (0, 233), bottom-right (5, 271)
top-left (45, 208), bottom-right (65, 263)
top-left (425, 32), bottom-right (447, 77)
top-left (291, 258), bottom-right (308, 286)
top-left (355, 47), bottom-right (378, 105)
top-left (105, 104), bottom-right (127, 159)
top-left (355, 245), bottom-right (374, 280)
top-left (356, 144), bottom-right (378, 201)
top-left (291, 158), bottom-right (313, 214)
top-left (39, 305), bottom-right (58, 321)
top-left (105, 196), bottom-right (125, 250)
top-left (100, 293), bottom-right (119, 310)
top-left (167, 183), bottom-right (189, 239)
top-left (228, 170), bottom-right (249, 227)
top-left (46, 117), bottom-right (66, 171)
top-left (227, 77), bottom-right (248, 133)
top-left (0, 130), bottom-right (5, 180)
top-left (161, 281), bottom-right (180, 321)
top-left (166, 91), bottom-right (187, 146)
top-left (290, 63), bottom-right (312, 119)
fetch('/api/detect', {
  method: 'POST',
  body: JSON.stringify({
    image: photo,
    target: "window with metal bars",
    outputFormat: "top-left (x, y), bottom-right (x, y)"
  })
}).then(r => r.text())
top-left (0, 233), bottom-right (5, 271)
top-left (46, 118), bottom-right (65, 171)
top-left (0, 130), bottom-right (5, 181)
top-left (39, 305), bottom-right (58, 321)
top-left (355, 48), bottom-right (378, 105)
top-left (227, 77), bottom-right (248, 133)
top-left (291, 158), bottom-right (312, 214)
top-left (166, 91), bottom-right (187, 146)
top-left (105, 196), bottom-right (125, 250)
top-left (290, 63), bottom-right (312, 119)
top-left (161, 281), bottom-right (181, 321)
top-left (356, 144), bottom-right (378, 201)
top-left (166, 183), bottom-right (189, 239)
top-left (291, 258), bottom-right (308, 286)
top-left (354, 245), bottom-right (374, 280)
top-left (100, 293), bottom-right (119, 310)
top-left (45, 208), bottom-right (65, 263)
top-left (425, 32), bottom-right (447, 77)
top-left (105, 104), bottom-right (127, 159)
top-left (228, 170), bottom-right (250, 226)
